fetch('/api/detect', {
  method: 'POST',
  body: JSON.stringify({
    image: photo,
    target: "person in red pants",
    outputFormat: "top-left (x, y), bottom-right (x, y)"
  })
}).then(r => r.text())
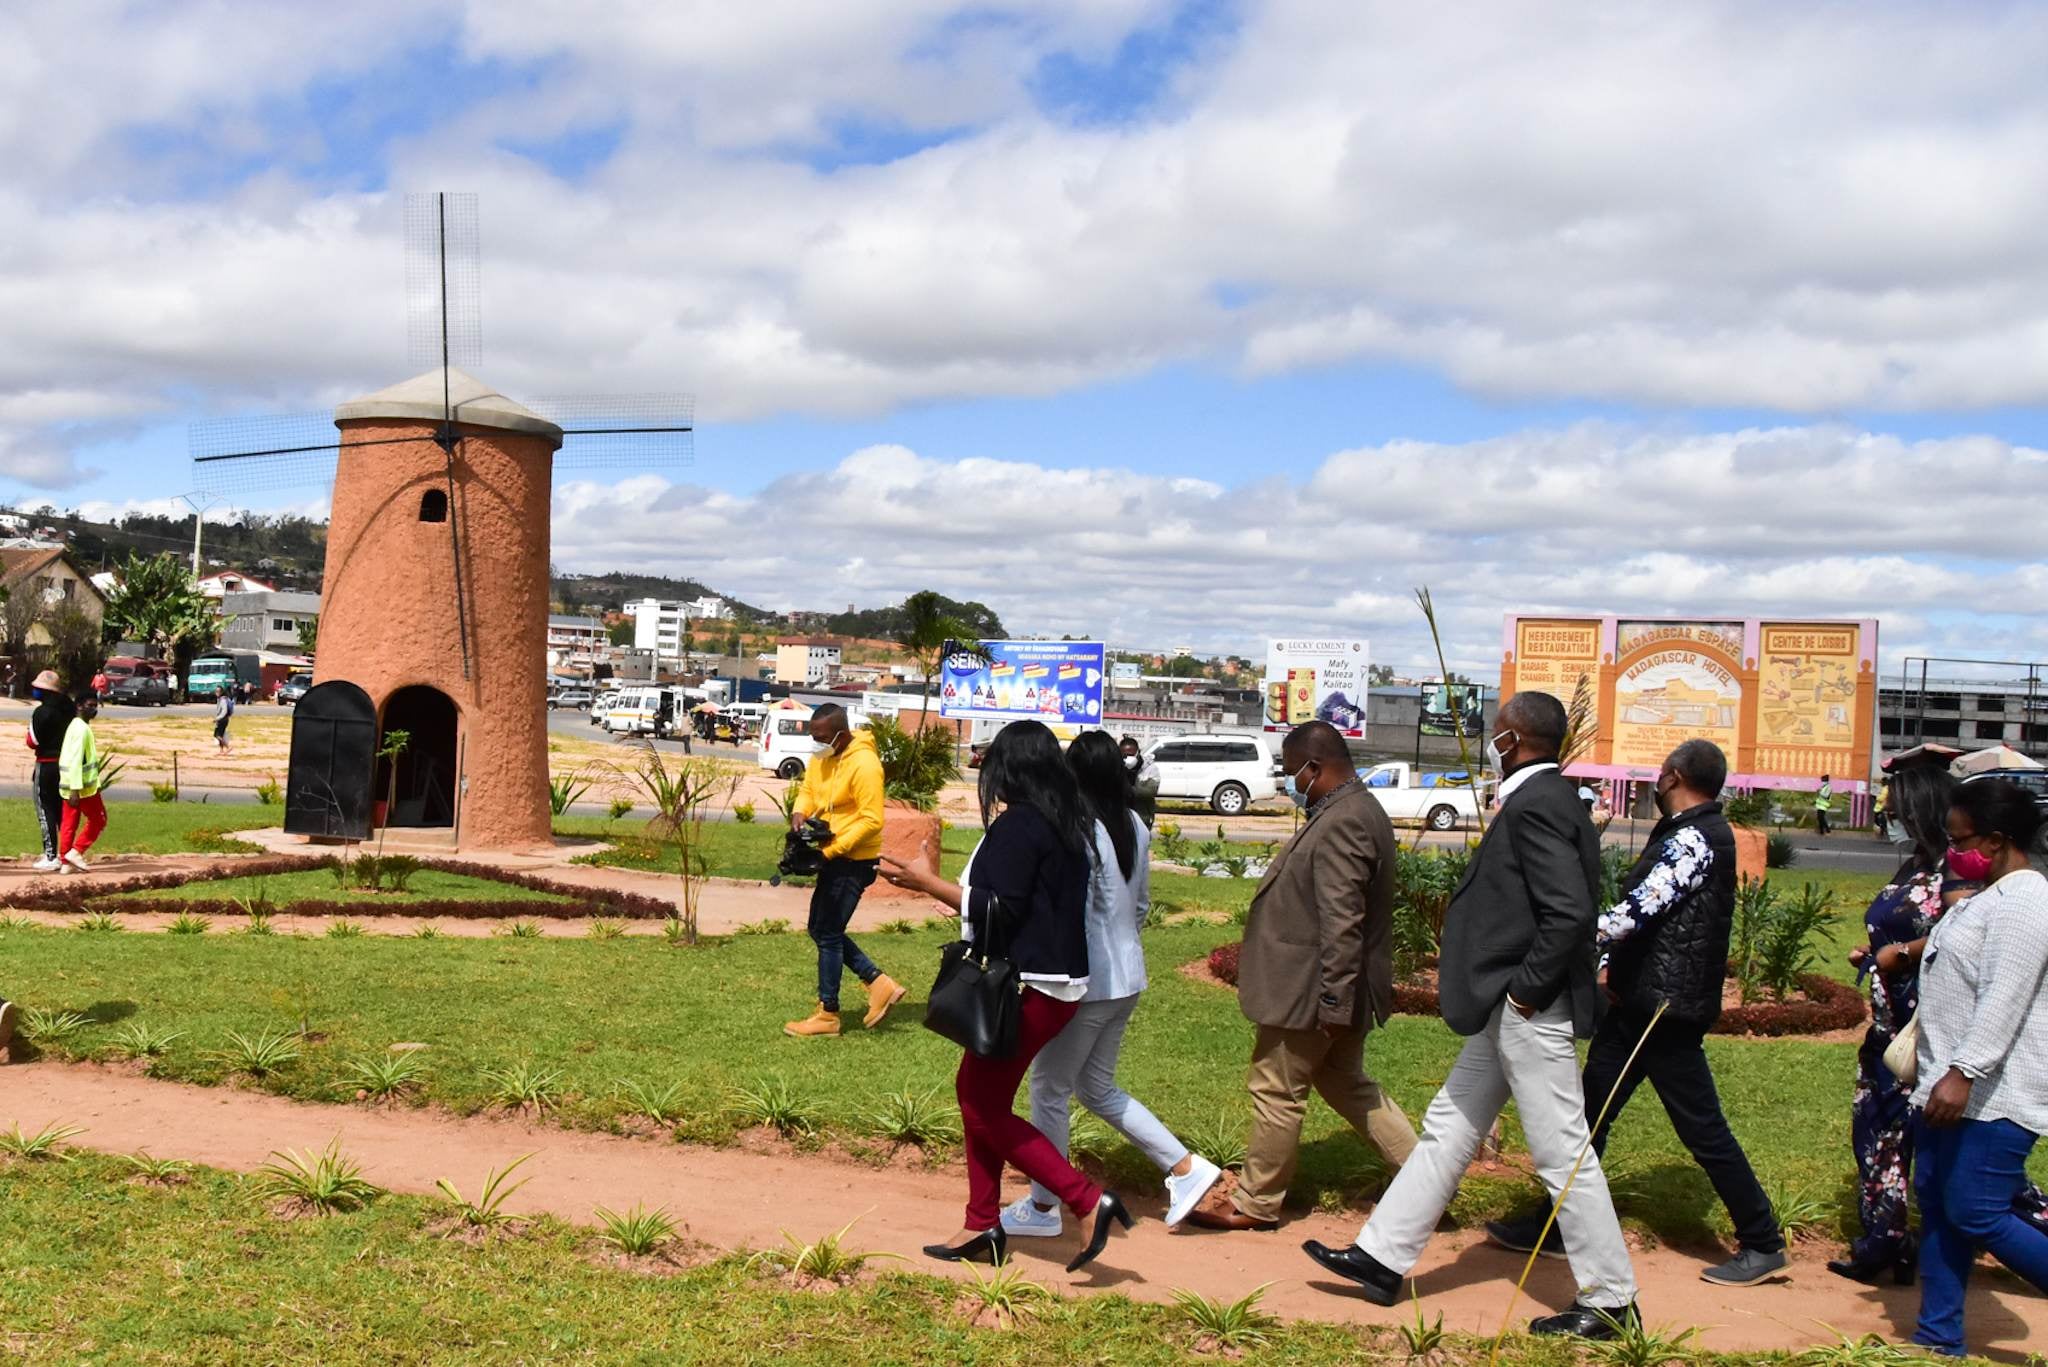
top-left (57, 693), bottom-right (106, 872)
top-left (881, 720), bottom-right (1133, 1273)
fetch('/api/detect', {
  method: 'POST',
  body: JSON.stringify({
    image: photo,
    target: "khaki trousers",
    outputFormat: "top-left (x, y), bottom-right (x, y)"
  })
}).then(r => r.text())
top-left (1233, 1022), bottom-right (1418, 1221)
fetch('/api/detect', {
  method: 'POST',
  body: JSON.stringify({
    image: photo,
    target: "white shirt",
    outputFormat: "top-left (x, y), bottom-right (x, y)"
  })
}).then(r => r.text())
top-left (1913, 867), bottom-right (2048, 1134)
top-left (1497, 761), bottom-right (1559, 804)
top-left (1079, 813), bottom-right (1151, 1003)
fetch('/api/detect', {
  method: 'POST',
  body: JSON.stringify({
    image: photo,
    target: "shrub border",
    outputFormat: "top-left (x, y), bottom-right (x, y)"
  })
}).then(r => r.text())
top-left (1202, 943), bottom-right (1867, 1038)
top-left (8, 856), bottom-right (677, 922)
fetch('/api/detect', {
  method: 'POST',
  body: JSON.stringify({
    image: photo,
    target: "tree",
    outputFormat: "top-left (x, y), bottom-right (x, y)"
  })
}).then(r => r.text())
top-left (606, 620), bottom-right (634, 647)
top-left (1163, 655), bottom-right (1207, 679)
top-left (0, 586), bottom-right (43, 696)
top-left (44, 603), bottom-right (105, 691)
top-left (104, 552), bottom-right (218, 696)
top-left (892, 589), bottom-right (988, 728)
top-left (293, 615), bottom-right (319, 657)
top-left (1369, 663), bottom-right (1396, 687)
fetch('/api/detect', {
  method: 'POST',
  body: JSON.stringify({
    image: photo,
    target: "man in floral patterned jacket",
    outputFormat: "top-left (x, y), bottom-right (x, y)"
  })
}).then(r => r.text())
top-left (1485, 739), bottom-right (1788, 1288)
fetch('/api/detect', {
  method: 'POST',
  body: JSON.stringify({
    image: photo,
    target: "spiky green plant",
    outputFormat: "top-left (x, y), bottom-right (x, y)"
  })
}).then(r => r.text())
top-left (76, 911), bottom-right (121, 933)
top-left (325, 918), bottom-right (366, 940)
top-left (958, 1260), bottom-right (1057, 1324)
top-left (435, 1153), bottom-right (535, 1231)
top-left (215, 1028), bottom-right (300, 1077)
top-left (484, 1059), bottom-right (563, 1111)
top-left (348, 1050), bottom-right (427, 1100)
top-left (166, 912), bottom-right (211, 935)
top-left (549, 769), bottom-right (594, 817)
top-left (242, 910), bottom-right (275, 936)
top-left (749, 1217), bottom-right (899, 1281)
top-left (0, 1122), bottom-right (85, 1161)
top-left (586, 918), bottom-right (627, 941)
top-left (1768, 1181), bottom-right (1833, 1242)
top-left (1171, 1283), bottom-right (1277, 1350)
top-left (22, 1007), bottom-right (89, 1045)
top-left (121, 1150), bottom-right (195, 1183)
top-left (614, 1078), bottom-right (687, 1125)
top-left (109, 1021), bottom-right (183, 1059)
top-left (1178, 1114), bottom-right (1248, 1171)
top-left (501, 919), bottom-right (543, 939)
top-left (1398, 1282), bottom-right (1446, 1360)
top-left (1794, 1328), bottom-right (1917, 1367)
top-left (593, 1202), bottom-right (677, 1257)
top-left (1065, 1110), bottom-right (1118, 1161)
top-left (251, 1140), bottom-right (379, 1213)
top-left (727, 1075), bottom-right (816, 1137)
top-left (412, 921), bottom-right (442, 939)
top-left (865, 1085), bottom-right (960, 1148)
top-left (1585, 1314), bottom-right (1704, 1367)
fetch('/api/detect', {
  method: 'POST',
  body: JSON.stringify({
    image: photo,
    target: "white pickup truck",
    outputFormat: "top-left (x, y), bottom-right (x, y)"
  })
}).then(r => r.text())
top-left (1360, 762), bottom-right (1488, 832)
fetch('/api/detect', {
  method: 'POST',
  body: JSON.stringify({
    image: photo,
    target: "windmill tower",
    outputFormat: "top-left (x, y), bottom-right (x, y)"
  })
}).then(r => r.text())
top-left (192, 194), bottom-right (691, 851)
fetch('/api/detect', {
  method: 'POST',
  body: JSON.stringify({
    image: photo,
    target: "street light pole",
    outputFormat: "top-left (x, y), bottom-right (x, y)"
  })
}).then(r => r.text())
top-left (175, 492), bottom-right (225, 580)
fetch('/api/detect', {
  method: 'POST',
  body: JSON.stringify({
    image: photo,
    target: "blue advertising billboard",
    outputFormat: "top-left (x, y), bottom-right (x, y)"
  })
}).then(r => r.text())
top-left (938, 640), bottom-right (1106, 724)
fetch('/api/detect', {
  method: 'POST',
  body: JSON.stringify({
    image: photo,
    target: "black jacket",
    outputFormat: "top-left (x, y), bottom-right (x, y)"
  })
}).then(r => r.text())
top-left (1606, 801), bottom-right (1738, 1028)
top-left (28, 694), bottom-right (76, 762)
top-left (962, 802), bottom-right (1090, 982)
top-left (1437, 766), bottom-right (1604, 1038)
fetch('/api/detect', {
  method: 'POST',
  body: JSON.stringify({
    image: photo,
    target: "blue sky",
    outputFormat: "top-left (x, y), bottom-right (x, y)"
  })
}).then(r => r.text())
top-left (4, 1), bottom-right (2047, 670)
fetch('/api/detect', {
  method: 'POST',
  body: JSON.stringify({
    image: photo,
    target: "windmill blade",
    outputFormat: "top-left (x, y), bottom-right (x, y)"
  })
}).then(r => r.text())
top-left (532, 393), bottom-right (695, 476)
top-left (189, 411), bottom-right (343, 497)
top-left (405, 191), bottom-right (481, 371)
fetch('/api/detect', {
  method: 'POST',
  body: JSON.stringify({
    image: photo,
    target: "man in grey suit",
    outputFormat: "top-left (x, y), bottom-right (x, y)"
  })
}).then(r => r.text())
top-left (1189, 720), bottom-right (1418, 1230)
top-left (1302, 692), bottom-right (1640, 1339)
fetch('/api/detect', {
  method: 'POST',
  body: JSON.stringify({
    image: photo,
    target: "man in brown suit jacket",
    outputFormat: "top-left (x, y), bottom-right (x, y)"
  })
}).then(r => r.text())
top-left (1191, 720), bottom-right (1418, 1230)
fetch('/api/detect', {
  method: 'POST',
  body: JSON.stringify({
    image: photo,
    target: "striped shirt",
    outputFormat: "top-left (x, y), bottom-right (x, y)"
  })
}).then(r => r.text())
top-left (1913, 867), bottom-right (2048, 1135)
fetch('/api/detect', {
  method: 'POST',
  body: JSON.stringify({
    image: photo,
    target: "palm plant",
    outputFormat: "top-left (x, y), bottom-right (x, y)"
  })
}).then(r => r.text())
top-left (435, 1153), bottom-right (535, 1231)
top-left (1171, 1283), bottom-right (1277, 1350)
top-left (593, 1202), bottom-right (677, 1257)
top-left (1413, 586), bottom-right (1487, 834)
top-left (891, 590), bottom-right (986, 728)
top-left (251, 1140), bottom-right (379, 1213)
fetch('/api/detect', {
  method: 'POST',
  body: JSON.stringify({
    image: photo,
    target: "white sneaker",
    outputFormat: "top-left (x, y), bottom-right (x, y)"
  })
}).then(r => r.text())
top-left (998, 1195), bottom-right (1063, 1238)
top-left (62, 850), bottom-right (90, 872)
top-left (1165, 1155), bottom-right (1223, 1228)
top-left (57, 862), bottom-right (74, 876)
top-left (30, 856), bottom-right (60, 872)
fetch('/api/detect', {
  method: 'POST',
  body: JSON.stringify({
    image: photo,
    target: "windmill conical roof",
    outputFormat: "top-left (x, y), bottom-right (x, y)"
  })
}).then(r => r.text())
top-left (334, 367), bottom-right (562, 447)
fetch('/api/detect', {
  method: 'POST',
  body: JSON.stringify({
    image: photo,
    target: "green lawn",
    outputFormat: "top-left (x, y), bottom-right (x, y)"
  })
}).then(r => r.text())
top-left (97, 868), bottom-right (572, 907)
top-left (8, 906), bottom-right (2033, 1250)
top-left (0, 1154), bottom-right (1599, 1367)
top-left (0, 799), bottom-right (280, 856)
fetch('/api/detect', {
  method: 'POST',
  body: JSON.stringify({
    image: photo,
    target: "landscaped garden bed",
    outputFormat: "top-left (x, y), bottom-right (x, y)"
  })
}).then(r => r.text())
top-left (7, 854), bottom-right (675, 922)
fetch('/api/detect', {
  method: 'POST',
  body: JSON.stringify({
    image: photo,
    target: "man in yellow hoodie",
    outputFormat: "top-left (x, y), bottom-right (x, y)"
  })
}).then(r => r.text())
top-left (786, 704), bottom-right (905, 1037)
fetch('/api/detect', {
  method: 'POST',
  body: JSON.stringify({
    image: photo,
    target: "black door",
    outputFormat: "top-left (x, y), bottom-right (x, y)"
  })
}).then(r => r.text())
top-left (285, 680), bottom-right (376, 838)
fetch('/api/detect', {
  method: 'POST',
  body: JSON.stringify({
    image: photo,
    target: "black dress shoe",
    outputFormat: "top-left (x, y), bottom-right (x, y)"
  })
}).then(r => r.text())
top-left (1066, 1191), bottom-right (1134, 1273)
top-left (1529, 1301), bottom-right (1640, 1340)
top-left (1827, 1240), bottom-right (1915, 1287)
top-left (1301, 1239), bottom-right (1402, 1306)
top-left (923, 1227), bottom-right (1006, 1266)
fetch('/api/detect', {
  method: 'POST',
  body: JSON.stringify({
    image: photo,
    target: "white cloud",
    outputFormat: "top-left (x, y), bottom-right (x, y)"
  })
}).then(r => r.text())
top-left (3, 0), bottom-right (2048, 470)
top-left (543, 422), bottom-right (2048, 675)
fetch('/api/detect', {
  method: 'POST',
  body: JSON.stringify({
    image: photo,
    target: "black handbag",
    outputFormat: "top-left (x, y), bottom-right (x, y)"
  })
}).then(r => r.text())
top-left (924, 897), bottom-right (1021, 1058)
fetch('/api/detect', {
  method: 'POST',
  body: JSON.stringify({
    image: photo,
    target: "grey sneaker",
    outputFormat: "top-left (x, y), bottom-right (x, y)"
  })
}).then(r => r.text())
top-left (1701, 1247), bottom-right (1789, 1286)
top-left (1486, 1213), bottom-right (1566, 1260)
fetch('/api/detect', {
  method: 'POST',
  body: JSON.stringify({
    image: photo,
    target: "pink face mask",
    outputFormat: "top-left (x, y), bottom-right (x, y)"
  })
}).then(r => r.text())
top-left (1947, 847), bottom-right (1994, 883)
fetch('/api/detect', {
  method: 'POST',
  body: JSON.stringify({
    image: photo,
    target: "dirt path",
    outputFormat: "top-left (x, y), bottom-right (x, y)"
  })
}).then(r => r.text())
top-left (5, 1065), bottom-right (2039, 1357)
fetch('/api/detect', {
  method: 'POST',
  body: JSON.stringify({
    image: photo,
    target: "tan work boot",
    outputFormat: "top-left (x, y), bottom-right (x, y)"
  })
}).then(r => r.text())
top-left (784, 1002), bottom-right (841, 1038)
top-left (863, 974), bottom-right (907, 1028)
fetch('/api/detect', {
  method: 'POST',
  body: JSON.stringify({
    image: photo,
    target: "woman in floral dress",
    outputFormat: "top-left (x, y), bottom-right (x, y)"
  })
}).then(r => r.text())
top-left (1831, 764), bottom-right (2048, 1283)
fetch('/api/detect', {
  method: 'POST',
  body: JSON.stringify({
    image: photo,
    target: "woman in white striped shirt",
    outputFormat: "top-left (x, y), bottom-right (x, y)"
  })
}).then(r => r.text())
top-left (1910, 778), bottom-right (2048, 1357)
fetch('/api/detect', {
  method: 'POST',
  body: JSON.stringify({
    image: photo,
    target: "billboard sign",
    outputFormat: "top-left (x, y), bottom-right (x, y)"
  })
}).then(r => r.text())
top-left (938, 641), bottom-right (1105, 725)
top-left (1261, 638), bottom-right (1368, 738)
top-left (1111, 661), bottom-right (1142, 687)
top-left (1419, 681), bottom-right (1486, 739)
top-left (1499, 615), bottom-right (1878, 791)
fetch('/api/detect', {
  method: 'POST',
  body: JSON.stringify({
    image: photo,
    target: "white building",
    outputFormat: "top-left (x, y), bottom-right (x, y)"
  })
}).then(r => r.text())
top-left (775, 637), bottom-right (843, 686)
top-left (547, 615), bottom-right (609, 671)
top-left (198, 570), bottom-right (278, 600)
top-left (622, 596), bottom-right (731, 660)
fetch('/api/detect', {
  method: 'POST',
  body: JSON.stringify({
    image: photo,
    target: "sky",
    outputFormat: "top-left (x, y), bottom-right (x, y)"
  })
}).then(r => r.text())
top-left (3, 0), bottom-right (2046, 679)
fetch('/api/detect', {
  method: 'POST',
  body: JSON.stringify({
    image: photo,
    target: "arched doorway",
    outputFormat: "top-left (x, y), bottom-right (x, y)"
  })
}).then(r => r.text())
top-left (378, 686), bottom-right (459, 828)
top-left (285, 680), bottom-right (376, 839)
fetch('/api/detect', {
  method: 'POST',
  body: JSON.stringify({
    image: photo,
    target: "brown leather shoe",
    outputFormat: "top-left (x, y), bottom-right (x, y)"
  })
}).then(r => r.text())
top-left (1186, 1205), bottom-right (1279, 1231)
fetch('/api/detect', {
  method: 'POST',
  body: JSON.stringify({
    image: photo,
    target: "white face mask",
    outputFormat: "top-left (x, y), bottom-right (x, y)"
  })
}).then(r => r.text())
top-left (1284, 759), bottom-right (1315, 809)
top-left (1486, 730), bottom-right (1516, 773)
top-left (1123, 755), bottom-right (1140, 770)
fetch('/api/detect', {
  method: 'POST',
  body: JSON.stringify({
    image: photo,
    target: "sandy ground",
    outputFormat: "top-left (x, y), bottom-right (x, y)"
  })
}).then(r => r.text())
top-left (2, 1066), bottom-right (2041, 1358)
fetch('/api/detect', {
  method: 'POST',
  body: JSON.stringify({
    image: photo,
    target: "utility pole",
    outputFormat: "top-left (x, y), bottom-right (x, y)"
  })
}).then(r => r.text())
top-left (176, 492), bottom-right (225, 579)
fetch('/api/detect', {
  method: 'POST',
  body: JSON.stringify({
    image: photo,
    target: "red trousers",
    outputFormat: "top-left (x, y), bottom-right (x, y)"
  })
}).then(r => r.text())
top-left (59, 794), bottom-right (106, 857)
top-left (956, 987), bottom-right (1102, 1229)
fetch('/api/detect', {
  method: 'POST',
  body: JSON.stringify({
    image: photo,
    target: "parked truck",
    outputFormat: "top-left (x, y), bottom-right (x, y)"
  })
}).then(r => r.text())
top-left (1360, 762), bottom-right (1488, 831)
top-left (185, 651), bottom-right (263, 702)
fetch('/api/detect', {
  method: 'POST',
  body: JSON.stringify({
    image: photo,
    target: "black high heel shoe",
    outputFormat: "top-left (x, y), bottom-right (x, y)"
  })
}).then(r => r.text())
top-left (1066, 1191), bottom-right (1134, 1273)
top-left (924, 1227), bottom-right (1006, 1266)
top-left (1826, 1243), bottom-right (1915, 1287)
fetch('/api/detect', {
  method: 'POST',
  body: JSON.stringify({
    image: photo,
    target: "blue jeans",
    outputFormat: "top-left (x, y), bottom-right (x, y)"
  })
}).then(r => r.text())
top-left (808, 859), bottom-right (880, 1012)
top-left (1913, 1115), bottom-right (2048, 1355)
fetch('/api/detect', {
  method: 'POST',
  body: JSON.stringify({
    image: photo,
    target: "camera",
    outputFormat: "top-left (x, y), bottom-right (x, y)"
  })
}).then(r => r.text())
top-left (770, 817), bottom-right (834, 884)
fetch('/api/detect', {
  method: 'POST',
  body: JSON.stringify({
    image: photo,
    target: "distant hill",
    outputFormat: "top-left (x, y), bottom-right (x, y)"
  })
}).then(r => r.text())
top-left (8, 506), bottom-right (327, 588)
top-left (551, 571), bottom-right (772, 621)
top-left (823, 595), bottom-right (1006, 642)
